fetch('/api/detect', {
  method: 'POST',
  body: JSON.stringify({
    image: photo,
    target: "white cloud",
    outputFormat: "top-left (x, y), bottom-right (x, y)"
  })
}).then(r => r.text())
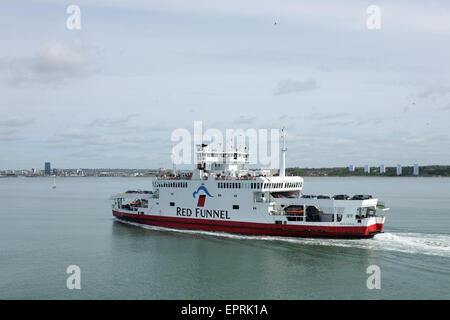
top-left (89, 114), bottom-right (139, 127)
top-left (274, 78), bottom-right (317, 95)
top-left (0, 116), bottom-right (34, 127)
top-left (232, 116), bottom-right (257, 125)
top-left (2, 40), bottom-right (101, 86)
top-left (0, 128), bottom-right (22, 141)
top-left (417, 85), bottom-right (450, 100)
top-left (58, 129), bottom-right (98, 140)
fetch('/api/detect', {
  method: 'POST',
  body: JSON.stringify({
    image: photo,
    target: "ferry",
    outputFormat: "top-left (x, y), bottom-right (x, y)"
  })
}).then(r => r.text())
top-left (111, 134), bottom-right (389, 238)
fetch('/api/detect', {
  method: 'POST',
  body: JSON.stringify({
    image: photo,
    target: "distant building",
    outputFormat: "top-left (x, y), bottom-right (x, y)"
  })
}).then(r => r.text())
top-left (45, 162), bottom-right (51, 175)
top-left (413, 164), bottom-right (419, 176)
top-left (348, 165), bottom-right (355, 172)
top-left (396, 164), bottom-right (402, 176)
top-left (380, 164), bottom-right (385, 174)
top-left (364, 165), bottom-right (370, 173)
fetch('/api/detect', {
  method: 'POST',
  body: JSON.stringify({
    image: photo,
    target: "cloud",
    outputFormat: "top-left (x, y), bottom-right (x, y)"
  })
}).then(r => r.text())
top-left (403, 105), bottom-right (410, 113)
top-left (322, 120), bottom-right (356, 127)
top-left (48, 129), bottom-right (108, 148)
top-left (309, 112), bottom-right (350, 121)
top-left (147, 122), bottom-right (171, 132)
top-left (285, 134), bottom-right (309, 142)
top-left (0, 116), bottom-right (34, 126)
top-left (274, 78), bottom-right (317, 95)
top-left (49, 126), bottom-right (162, 150)
top-left (416, 85), bottom-right (450, 100)
top-left (119, 136), bottom-right (160, 148)
top-left (0, 128), bottom-right (22, 141)
top-left (0, 117), bottom-right (33, 141)
top-left (415, 84), bottom-right (450, 111)
top-left (65, 150), bottom-right (104, 159)
top-left (404, 137), bottom-right (426, 145)
top-left (89, 114), bottom-right (139, 127)
top-left (328, 138), bottom-right (356, 146)
top-left (2, 40), bottom-right (101, 86)
top-left (232, 116), bottom-right (257, 125)
top-left (57, 129), bottom-right (98, 140)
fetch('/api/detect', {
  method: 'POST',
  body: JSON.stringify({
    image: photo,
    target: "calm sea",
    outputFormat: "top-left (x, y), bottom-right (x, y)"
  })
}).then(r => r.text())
top-left (0, 177), bottom-right (449, 299)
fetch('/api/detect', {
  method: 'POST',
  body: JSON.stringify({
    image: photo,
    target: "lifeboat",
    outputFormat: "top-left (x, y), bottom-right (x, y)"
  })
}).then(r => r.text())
top-left (285, 209), bottom-right (304, 214)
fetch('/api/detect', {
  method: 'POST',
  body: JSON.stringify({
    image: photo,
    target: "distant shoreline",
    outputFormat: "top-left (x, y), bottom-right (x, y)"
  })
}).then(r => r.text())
top-left (1, 165), bottom-right (450, 178)
top-left (286, 166), bottom-right (450, 178)
top-left (301, 175), bottom-right (450, 178)
top-left (1, 175), bottom-right (450, 179)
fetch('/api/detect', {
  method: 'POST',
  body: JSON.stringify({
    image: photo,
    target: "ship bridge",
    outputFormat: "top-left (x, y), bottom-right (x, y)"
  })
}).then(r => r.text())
top-left (195, 144), bottom-right (250, 177)
top-left (196, 145), bottom-right (249, 166)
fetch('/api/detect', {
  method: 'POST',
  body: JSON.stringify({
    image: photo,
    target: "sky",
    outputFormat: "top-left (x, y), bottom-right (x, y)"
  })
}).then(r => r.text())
top-left (1, 0), bottom-right (450, 170)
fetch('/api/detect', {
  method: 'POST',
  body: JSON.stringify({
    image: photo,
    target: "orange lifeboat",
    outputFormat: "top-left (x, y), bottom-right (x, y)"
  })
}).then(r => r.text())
top-left (285, 209), bottom-right (304, 214)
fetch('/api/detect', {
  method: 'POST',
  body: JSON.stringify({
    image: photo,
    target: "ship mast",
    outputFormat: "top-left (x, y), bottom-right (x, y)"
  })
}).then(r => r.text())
top-left (280, 126), bottom-right (287, 178)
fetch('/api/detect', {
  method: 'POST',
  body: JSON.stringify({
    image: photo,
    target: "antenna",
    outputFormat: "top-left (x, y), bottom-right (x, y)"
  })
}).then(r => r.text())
top-left (281, 126), bottom-right (286, 150)
top-left (280, 126), bottom-right (287, 177)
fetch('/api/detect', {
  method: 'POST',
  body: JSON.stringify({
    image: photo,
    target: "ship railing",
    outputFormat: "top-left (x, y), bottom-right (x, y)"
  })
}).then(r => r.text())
top-left (215, 176), bottom-right (257, 181)
top-left (158, 176), bottom-right (192, 180)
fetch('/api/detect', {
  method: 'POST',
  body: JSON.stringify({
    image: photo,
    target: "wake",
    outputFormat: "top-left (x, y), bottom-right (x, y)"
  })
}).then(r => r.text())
top-left (114, 219), bottom-right (450, 258)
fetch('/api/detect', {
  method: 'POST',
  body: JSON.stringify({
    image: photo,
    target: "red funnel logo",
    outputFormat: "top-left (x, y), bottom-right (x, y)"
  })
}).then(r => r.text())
top-left (197, 195), bottom-right (206, 207)
top-left (193, 186), bottom-right (213, 207)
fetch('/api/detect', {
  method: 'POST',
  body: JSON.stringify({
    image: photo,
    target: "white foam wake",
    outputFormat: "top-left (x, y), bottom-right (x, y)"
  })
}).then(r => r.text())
top-left (114, 219), bottom-right (450, 258)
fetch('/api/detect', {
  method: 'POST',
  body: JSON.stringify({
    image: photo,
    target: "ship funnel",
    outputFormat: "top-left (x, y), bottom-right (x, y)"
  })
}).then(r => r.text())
top-left (280, 127), bottom-right (286, 177)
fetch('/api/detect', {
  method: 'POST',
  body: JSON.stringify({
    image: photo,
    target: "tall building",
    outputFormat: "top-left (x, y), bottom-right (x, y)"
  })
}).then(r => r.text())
top-left (396, 164), bottom-right (402, 176)
top-left (348, 165), bottom-right (355, 172)
top-left (413, 163), bottom-right (419, 176)
top-left (380, 164), bottom-right (385, 174)
top-left (45, 162), bottom-right (51, 175)
top-left (364, 165), bottom-right (370, 173)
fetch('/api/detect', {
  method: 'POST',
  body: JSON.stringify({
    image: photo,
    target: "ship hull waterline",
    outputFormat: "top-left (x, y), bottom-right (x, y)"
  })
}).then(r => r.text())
top-left (113, 210), bottom-right (384, 239)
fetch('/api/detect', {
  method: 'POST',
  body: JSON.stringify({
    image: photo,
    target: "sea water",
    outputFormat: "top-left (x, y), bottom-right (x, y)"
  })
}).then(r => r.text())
top-left (0, 177), bottom-right (449, 299)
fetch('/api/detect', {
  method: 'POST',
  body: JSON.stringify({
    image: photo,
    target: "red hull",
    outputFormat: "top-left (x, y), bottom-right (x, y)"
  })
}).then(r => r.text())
top-left (112, 211), bottom-right (383, 238)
